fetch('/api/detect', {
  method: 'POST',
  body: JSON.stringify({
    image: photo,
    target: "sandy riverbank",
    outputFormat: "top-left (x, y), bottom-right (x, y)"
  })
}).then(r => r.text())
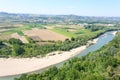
top-left (112, 31), bottom-right (117, 35)
top-left (87, 38), bottom-right (99, 46)
top-left (0, 45), bottom-right (86, 77)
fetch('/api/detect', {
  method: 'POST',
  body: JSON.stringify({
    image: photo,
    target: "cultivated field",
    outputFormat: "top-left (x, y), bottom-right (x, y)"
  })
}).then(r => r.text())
top-left (23, 28), bottom-right (68, 41)
top-left (46, 24), bottom-right (85, 38)
top-left (0, 29), bottom-right (10, 33)
top-left (0, 35), bottom-right (10, 40)
top-left (11, 33), bottom-right (28, 43)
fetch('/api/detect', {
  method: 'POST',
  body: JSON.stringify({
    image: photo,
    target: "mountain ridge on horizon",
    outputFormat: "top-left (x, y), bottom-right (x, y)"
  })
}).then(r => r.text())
top-left (0, 11), bottom-right (120, 18)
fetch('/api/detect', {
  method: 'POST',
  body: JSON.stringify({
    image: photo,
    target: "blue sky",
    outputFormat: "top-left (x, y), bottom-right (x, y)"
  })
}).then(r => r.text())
top-left (0, 0), bottom-right (120, 16)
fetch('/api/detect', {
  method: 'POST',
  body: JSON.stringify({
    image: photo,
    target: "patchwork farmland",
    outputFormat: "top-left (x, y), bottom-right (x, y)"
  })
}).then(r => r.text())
top-left (23, 28), bottom-right (68, 41)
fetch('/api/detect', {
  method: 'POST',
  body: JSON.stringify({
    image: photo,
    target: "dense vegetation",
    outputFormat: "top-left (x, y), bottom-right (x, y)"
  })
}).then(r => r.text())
top-left (85, 25), bottom-right (106, 31)
top-left (85, 25), bottom-right (120, 32)
top-left (0, 40), bottom-right (12, 57)
top-left (0, 29), bottom-right (104, 57)
top-left (15, 32), bottom-right (120, 80)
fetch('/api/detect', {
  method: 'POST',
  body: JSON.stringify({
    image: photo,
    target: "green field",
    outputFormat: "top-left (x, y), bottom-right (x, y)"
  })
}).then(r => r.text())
top-left (1, 24), bottom-right (45, 35)
top-left (1, 24), bottom-right (105, 39)
top-left (50, 28), bottom-right (78, 37)
top-left (1, 25), bottom-right (32, 35)
top-left (50, 28), bottom-right (105, 38)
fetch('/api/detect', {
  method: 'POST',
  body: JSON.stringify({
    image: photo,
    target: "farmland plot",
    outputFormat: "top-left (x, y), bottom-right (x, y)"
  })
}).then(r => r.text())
top-left (11, 33), bottom-right (28, 43)
top-left (23, 28), bottom-right (68, 41)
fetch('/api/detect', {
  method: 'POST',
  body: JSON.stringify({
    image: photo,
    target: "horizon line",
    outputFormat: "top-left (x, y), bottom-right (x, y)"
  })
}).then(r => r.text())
top-left (0, 11), bottom-right (120, 17)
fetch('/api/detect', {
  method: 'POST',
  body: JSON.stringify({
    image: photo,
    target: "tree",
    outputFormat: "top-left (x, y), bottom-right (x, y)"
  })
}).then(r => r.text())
top-left (13, 44), bottom-right (25, 56)
top-left (71, 37), bottom-right (75, 41)
top-left (0, 40), bottom-right (3, 45)
top-left (9, 38), bottom-right (23, 45)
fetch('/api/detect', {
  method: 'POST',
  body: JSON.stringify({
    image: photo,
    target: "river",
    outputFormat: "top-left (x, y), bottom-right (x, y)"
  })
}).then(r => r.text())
top-left (0, 31), bottom-right (117, 80)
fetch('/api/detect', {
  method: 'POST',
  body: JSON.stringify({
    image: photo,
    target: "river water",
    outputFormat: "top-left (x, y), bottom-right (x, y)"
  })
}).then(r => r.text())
top-left (0, 31), bottom-right (117, 80)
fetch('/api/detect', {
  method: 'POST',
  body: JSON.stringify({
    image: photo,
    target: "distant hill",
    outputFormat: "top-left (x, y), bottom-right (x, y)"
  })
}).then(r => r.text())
top-left (0, 12), bottom-right (120, 24)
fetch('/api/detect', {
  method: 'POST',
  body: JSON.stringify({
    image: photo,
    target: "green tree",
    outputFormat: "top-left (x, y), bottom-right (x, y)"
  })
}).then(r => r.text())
top-left (13, 44), bottom-right (25, 56)
top-left (9, 38), bottom-right (23, 45)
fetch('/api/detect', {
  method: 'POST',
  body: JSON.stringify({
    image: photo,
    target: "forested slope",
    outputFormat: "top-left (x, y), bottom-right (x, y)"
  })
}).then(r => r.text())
top-left (15, 32), bottom-right (120, 80)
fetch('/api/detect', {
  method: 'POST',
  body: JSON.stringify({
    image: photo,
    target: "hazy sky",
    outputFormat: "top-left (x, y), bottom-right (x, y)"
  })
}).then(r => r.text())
top-left (0, 0), bottom-right (120, 16)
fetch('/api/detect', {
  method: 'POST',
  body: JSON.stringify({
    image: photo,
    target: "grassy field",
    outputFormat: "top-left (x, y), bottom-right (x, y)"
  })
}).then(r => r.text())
top-left (1, 25), bottom-right (31, 35)
top-left (1, 23), bottom-right (45, 35)
top-left (50, 27), bottom-right (105, 38)
top-left (50, 28), bottom-right (77, 37)
top-left (47, 24), bottom-right (99, 38)
top-left (46, 24), bottom-right (83, 28)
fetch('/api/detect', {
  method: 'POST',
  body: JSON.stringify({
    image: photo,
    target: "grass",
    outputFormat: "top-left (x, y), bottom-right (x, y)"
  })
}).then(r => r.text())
top-left (50, 28), bottom-right (78, 38)
top-left (0, 24), bottom-right (45, 37)
top-left (1, 25), bottom-right (31, 35)
top-left (46, 24), bottom-right (83, 28)
top-left (0, 23), bottom-right (105, 40)
top-left (50, 28), bottom-right (105, 38)
top-left (17, 31), bottom-right (24, 36)
top-left (80, 30), bottom-right (105, 36)
top-left (44, 24), bottom-right (87, 38)
top-left (27, 24), bottom-right (45, 29)
top-left (75, 29), bottom-right (91, 34)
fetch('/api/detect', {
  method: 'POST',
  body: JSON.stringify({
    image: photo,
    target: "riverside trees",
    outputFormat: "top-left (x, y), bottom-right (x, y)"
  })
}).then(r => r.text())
top-left (16, 32), bottom-right (120, 80)
top-left (0, 29), bottom-right (104, 57)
